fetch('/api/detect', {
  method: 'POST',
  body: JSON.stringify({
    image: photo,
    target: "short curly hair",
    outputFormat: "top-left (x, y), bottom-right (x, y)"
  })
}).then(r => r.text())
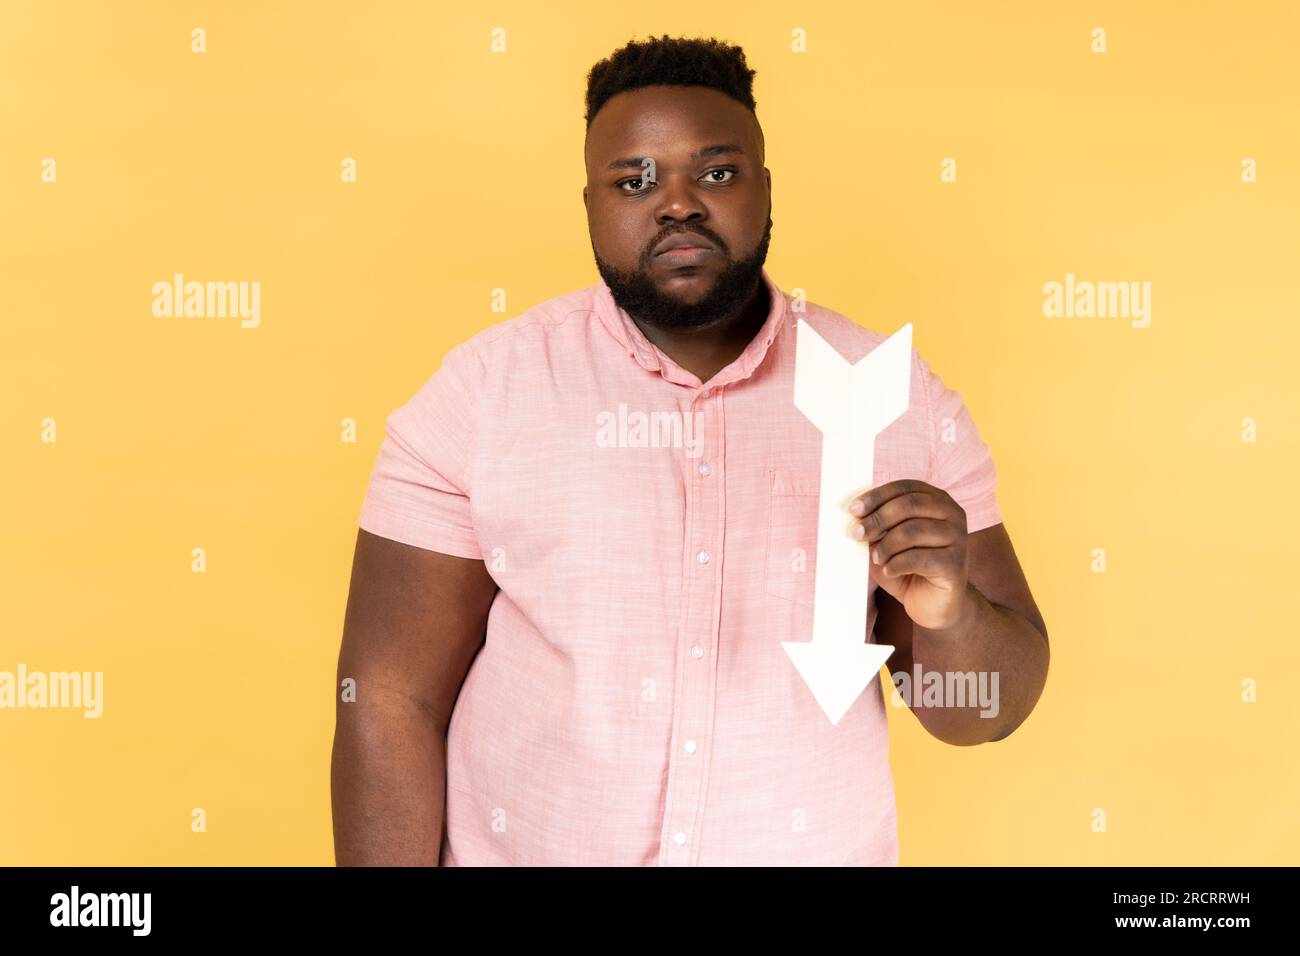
top-left (584, 34), bottom-right (758, 131)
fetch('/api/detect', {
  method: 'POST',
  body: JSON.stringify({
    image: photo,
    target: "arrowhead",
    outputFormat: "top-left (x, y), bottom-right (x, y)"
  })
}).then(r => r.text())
top-left (781, 641), bottom-right (895, 725)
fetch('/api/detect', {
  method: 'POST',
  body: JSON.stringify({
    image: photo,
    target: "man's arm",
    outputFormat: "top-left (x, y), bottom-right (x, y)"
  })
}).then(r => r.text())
top-left (875, 521), bottom-right (1049, 746)
top-left (330, 528), bottom-right (498, 865)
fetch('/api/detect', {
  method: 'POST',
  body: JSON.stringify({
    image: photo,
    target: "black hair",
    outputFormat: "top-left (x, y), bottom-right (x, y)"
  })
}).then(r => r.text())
top-left (584, 34), bottom-right (758, 131)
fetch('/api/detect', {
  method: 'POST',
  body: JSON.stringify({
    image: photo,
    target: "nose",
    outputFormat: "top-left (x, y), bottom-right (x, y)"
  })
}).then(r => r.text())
top-left (652, 172), bottom-right (708, 228)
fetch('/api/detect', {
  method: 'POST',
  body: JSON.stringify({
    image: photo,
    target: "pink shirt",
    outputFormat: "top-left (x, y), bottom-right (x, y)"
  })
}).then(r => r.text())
top-left (357, 267), bottom-right (1001, 866)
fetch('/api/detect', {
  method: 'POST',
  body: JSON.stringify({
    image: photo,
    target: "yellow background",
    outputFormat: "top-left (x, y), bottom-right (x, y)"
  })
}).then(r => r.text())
top-left (2, 1), bottom-right (1296, 865)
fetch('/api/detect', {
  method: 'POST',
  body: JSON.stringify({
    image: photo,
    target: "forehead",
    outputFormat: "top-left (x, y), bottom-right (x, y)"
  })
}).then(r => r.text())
top-left (584, 85), bottom-right (760, 171)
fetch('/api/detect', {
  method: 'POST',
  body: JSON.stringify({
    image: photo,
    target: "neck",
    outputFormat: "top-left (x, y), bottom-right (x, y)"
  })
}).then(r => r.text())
top-left (629, 279), bottom-right (771, 386)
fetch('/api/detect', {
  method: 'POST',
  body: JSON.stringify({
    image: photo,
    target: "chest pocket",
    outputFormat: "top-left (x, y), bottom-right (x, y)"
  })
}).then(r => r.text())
top-left (763, 468), bottom-right (820, 607)
top-left (763, 467), bottom-right (902, 608)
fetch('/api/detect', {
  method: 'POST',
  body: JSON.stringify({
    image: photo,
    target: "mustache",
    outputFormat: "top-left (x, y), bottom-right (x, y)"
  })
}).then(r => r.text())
top-left (646, 228), bottom-right (725, 258)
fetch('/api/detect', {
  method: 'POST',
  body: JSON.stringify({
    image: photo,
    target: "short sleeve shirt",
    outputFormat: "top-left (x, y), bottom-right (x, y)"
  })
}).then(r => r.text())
top-left (358, 267), bottom-right (1002, 865)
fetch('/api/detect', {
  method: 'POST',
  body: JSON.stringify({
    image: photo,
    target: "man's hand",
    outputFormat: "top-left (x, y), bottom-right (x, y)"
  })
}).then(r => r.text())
top-left (849, 478), bottom-right (973, 632)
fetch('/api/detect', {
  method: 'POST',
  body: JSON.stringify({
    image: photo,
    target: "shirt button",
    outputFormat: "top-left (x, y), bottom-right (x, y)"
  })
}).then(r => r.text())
top-left (690, 645), bottom-right (704, 658)
top-left (700, 388), bottom-right (711, 399)
top-left (696, 550), bottom-right (710, 565)
top-left (684, 739), bottom-right (697, 754)
top-left (698, 463), bottom-right (712, 477)
top-left (674, 832), bottom-right (686, 846)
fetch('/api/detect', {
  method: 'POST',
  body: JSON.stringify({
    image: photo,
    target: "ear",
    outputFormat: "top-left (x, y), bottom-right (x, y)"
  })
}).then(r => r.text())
top-left (582, 185), bottom-right (588, 210)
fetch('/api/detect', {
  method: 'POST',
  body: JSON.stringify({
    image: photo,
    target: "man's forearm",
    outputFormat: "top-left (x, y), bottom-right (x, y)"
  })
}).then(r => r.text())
top-left (904, 581), bottom-right (1049, 746)
top-left (331, 691), bottom-right (447, 865)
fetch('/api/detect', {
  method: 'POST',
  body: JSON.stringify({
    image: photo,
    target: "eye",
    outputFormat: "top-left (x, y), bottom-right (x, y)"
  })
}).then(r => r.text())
top-left (616, 167), bottom-right (738, 193)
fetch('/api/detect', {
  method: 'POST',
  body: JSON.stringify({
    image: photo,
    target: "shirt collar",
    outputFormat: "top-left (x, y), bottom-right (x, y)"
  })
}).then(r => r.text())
top-left (593, 267), bottom-right (789, 389)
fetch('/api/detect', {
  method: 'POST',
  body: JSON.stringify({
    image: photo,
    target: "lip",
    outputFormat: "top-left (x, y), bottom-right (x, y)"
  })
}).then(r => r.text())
top-left (653, 232), bottom-right (718, 256)
top-left (653, 246), bottom-right (717, 267)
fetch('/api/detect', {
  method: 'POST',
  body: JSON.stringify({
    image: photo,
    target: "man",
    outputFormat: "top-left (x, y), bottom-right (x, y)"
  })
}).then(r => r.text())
top-left (331, 34), bottom-right (1048, 866)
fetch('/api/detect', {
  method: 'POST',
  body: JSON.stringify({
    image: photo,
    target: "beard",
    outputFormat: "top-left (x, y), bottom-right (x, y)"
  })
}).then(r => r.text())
top-left (592, 213), bottom-right (772, 330)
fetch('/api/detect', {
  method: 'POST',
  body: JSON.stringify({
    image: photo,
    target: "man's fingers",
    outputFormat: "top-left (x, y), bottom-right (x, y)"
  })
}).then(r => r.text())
top-left (866, 516), bottom-right (958, 567)
top-left (878, 544), bottom-right (958, 584)
top-left (853, 488), bottom-right (958, 542)
top-left (849, 478), bottom-right (915, 517)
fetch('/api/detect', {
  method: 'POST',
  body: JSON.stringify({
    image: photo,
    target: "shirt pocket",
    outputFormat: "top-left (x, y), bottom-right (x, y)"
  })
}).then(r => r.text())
top-left (763, 468), bottom-right (821, 607)
top-left (763, 467), bottom-right (898, 608)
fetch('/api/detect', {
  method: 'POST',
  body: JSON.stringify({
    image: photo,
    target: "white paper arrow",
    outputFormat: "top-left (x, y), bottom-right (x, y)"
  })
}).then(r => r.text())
top-left (782, 319), bottom-right (914, 725)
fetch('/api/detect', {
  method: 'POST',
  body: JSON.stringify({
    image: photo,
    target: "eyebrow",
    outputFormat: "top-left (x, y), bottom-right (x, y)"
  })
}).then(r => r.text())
top-left (606, 144), bottom-right (745, 171)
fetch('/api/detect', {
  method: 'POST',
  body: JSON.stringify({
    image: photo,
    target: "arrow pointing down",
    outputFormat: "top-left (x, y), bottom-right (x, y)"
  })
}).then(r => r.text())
top-left (782, 319), bottom-right (914, 725)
